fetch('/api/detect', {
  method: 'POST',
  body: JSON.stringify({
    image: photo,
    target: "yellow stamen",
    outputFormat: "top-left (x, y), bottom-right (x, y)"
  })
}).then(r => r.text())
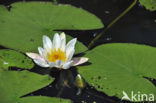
top-left (47, 48), bottom-right (66, 63)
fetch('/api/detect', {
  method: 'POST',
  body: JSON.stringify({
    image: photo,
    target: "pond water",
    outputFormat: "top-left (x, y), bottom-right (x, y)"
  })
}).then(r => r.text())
top-left (0, 0), bottom-right (156, 103)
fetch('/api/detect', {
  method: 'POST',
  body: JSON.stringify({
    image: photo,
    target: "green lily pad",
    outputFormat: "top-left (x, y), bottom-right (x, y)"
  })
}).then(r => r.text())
top-left (139, 0), bottom-right (156, 11)
top-left (0, 70), bottom-right (70, 103)
top-left (19, 96), bottom-right (71, 103)
top-left (78, 43), bottom-right (156, 102)
top-left (0, 49), bottom-right (34, 70)
top-left (0, 2), bottom-right (104, 54)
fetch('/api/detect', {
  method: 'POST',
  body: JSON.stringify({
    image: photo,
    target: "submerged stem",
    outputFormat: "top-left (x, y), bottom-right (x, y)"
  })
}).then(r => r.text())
top-left (88, 0), bottom-right (138, 49)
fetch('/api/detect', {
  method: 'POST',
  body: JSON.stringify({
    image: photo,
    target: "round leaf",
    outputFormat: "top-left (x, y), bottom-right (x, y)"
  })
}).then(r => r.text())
top-left (78, 43), bottom-right (156, 102)
top-left (0, 2), bottom-right (104, 53)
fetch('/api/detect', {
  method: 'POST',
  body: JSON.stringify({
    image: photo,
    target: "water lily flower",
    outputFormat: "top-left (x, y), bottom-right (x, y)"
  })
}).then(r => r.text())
top-left (26, 32), bottom-right (88, 70)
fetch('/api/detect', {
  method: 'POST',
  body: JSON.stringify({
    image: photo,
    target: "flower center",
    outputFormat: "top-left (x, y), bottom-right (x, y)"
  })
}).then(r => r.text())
top-left (47, 48), bottom-right (66, 63)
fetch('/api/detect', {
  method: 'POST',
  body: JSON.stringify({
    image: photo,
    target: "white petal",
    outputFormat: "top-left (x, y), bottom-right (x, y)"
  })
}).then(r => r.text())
top-left (66, 38), bottom-right (77, 56)
top-left (34, 59), bottom-right (49, 67)
top-left (60, 32), bottom-right (66, 40)
top-left (61, 39), bottom-right (66, 51)
top-left (66, 38), bottom-right (77, 50)
top-left (48, 62), bottom-right (56, 68)
top-left (38, 47), bottom-right (46, 58)
top-left (53, 33), bottom-right (61, 50)
top-left (62, 61), bottom-right (72, 69)
top-left (72, 57), bottom-right (89, 66)
top-left (67, 48), bottom-right (75, 61)
top-left (26, 52), bottom-right (49, 67)
top-left (55, 60), bottom-right (63, 67)
top-left (26, 52), bottom-right (41, 59)
top-left (43, 35), bottom-right (53, 53)
top-left (60, 32), bottom-right (66, 51)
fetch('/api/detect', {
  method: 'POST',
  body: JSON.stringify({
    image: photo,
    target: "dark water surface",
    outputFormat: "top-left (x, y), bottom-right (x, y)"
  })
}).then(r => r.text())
top-left (0, 0), bottom-right (156, 103)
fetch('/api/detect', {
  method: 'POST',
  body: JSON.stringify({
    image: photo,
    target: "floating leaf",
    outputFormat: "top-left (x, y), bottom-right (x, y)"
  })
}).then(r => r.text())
top-left (0, 2), bottom-right (104, 53)
top-left (139, 0), bottom-right (156, 11)
top-left (0, 70), bottom-right (70, 103)
top-left (78, 43), bottom-right (156, 102)
top-left (0, 49), bottom-right (34, 70)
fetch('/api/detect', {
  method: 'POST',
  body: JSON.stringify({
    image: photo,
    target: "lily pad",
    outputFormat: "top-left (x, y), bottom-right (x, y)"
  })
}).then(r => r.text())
top-left (139, 0), bottom-right (156, 11)
top-left (0, 49), bottom-right (34, 70)
top-left (78, 43), bottom-right (156, 102)
top-left (0, 70), bottom-right (70, 103)
top-left (0, 2), bottom-right (104, 54)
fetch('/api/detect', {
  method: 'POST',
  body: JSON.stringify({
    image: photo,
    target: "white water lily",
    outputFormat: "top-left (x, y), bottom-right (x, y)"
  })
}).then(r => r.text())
top-left (26, 32), bottom-right (88, 70)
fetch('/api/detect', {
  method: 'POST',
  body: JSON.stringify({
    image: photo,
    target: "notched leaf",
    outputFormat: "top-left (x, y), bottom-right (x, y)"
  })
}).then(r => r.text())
top-left (78, 43), bottom-right (156, 101)
top-left (0, 2), bottom-right (104, 54)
